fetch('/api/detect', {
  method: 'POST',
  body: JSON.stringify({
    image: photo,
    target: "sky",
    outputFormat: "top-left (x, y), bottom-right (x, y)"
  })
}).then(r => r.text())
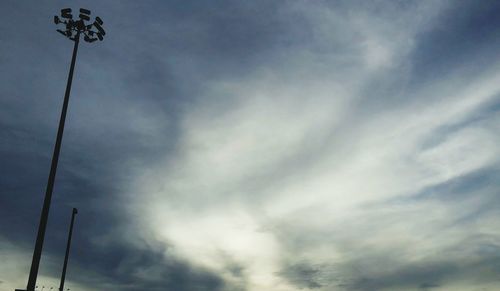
top-left (1, 1), bottom-right (500, 290)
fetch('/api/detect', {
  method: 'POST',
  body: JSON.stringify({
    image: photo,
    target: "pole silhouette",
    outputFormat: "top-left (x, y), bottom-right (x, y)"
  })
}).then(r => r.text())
top-left (59, 208), bottom-right (78, 291)
top-left (19, 9), bottom-right (105, 291)
top-left (27, 28), bottom-right (80, 291)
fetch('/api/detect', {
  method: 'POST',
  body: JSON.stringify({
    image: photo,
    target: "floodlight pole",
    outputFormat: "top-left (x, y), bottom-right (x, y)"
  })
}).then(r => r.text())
top-left (59, 208), bottom-right (78, 291)
top-left (18, 9), bottom-right (105, 291)
top-left (26, 32), bottom-right (80, 291)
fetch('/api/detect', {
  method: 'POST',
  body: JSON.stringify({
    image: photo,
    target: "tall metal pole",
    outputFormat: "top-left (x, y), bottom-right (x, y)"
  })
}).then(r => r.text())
top-left (26, 32), bottom-right (80, 291)
top-left (18, 9), bottom-right (105, 291)
top-left (59, 208), bottom-right (78, 291)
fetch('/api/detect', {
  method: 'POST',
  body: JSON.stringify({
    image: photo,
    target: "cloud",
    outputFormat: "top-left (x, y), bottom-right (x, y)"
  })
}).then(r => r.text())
top-left (121, 1), bottom-right (500, 290)
top-left (1, 1), bottom-right (500, 290)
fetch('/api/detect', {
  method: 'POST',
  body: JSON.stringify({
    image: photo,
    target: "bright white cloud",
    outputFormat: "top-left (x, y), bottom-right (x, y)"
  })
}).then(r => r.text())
top-left (123, 2), bottom-right (500, 290)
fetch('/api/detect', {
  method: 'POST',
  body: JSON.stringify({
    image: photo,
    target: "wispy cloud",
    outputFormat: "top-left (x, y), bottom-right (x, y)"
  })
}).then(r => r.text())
top-left (1, 1), bottom-right (499, 290)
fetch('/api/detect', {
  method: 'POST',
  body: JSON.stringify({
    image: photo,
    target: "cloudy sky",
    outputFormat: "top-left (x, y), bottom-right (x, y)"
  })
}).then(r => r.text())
top-left (1, 1), bottom-right (500, 290)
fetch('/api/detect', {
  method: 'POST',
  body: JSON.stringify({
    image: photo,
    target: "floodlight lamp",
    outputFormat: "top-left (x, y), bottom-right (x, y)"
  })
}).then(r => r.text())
top-left (93, 22), bottom-right (106, 36)
top-left (80, 8), bottom-right (91, 15)
top-left (79, 14), bottom-right (90, 21)
top-left (56, 29), bottom-right (68, 37)
top-left (54, 8), bottom-right (105, 43)
top-left (61, 8), bottom-right (73, 19)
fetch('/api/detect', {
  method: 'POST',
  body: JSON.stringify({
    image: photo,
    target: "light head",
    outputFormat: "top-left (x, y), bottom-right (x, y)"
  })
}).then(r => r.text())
top-left (60, 8), bottom-right (72, 19)
top-left (95, 16), bottom-right (103, 25)
top-left (93, 21), bottom-right (106, 36)
top-left (79, 8), bottom-right (91, 21)
top-left (54, 8), bottom-right (105, 43)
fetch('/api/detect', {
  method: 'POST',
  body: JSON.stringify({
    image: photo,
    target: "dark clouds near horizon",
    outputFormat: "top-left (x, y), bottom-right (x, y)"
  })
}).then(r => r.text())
top-left (1, 1), bottom-right (500, 290)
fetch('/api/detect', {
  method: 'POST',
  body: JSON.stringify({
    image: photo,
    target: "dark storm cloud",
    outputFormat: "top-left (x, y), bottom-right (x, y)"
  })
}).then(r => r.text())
top-left (0, 1), bottom-right (268, 289)
top-left (68, 239), bottom-right (228, 291)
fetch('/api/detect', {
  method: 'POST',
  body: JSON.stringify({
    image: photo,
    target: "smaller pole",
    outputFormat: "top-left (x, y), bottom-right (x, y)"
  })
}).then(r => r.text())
top-left (59, 208), bottom-right (78, 291)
